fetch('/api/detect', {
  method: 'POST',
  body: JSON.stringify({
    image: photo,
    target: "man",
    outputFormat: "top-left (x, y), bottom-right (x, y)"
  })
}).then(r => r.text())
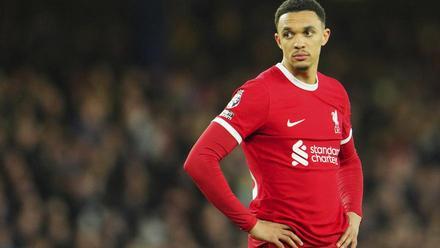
top-left (184, 0), bottom-right (363, 247)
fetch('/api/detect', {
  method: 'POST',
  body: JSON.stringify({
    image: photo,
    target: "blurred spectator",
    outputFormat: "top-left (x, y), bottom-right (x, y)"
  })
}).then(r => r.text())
top-left (0, 0), bottom-right (439, 247)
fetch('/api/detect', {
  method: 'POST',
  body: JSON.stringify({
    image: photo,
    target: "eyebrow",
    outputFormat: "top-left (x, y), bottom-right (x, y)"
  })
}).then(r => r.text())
top-left (281, 25), bottom-right (317, 32)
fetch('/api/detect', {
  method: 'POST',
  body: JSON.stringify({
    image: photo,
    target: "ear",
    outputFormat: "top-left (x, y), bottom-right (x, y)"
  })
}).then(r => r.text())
top-left (274, 33), bottom-right (282, 49)
top-left (321, 28), bottom-right (331, 46)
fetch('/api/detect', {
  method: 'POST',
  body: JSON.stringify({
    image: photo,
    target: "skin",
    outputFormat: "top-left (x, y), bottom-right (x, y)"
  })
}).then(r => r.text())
top-left (250, 220), bottom-right (303, 248)
top-left (337, 212), bottom-right (362, 248)
top-left (275, 11), bottom-right (330, 84)
top-left (249, 11), bottom-right (362, 248)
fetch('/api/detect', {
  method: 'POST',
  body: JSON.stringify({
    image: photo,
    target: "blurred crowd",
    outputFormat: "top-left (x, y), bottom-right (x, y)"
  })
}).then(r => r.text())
top-left (1, 0), bottom-right (439, 247)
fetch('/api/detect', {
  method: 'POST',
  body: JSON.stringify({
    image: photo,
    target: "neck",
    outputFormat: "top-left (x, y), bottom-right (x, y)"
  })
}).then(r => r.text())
top-left (281, 59), bottom-right (317, 84)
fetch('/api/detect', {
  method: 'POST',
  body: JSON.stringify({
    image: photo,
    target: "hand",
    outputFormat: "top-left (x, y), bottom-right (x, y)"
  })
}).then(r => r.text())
top-left (249, 219), bottom-right (303, 248)
top-left (337, 212), bottom-right (361, 248)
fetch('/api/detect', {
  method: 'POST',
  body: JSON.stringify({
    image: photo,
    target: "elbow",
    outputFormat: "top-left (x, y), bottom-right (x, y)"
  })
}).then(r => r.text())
top-left (183, 156), bottom-right (194, 174)
top-left (183, 156), bottom-right (207, 183)
top-left (183, 153), bottom-right (203, 178)
top-left (184, 151), bottom-right (217, 181)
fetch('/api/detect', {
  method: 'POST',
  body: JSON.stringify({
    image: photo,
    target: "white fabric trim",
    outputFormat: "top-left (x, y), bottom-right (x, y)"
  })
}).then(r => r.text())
top-left (250, 171), bottom-right (258, 200)
top-left (275, 63), bottom-right (318, 91)
top-left (340, 128), bottom-right (353, 145)
top-left (212, 117), bottom-right (243, 144)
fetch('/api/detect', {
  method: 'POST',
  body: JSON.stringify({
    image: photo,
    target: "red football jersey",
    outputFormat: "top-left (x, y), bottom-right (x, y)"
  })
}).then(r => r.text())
top-left (213, 63), bottom-right (354, 247)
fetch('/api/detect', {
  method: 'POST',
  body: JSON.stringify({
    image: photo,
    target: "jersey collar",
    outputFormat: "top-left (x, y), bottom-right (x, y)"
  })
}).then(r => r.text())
top-left (275, 63), bottom-right (319, 91)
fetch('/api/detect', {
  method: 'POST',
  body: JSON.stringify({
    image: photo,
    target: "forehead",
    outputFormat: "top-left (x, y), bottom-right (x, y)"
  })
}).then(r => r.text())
top-left (277, 11), bottom-right (323, 31)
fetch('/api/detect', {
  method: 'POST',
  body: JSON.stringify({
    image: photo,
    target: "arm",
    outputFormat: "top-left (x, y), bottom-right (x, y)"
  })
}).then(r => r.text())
top-left (338, 136), bottom-right (363, 217)
top-left (184, 82), bottom-right (266, 231)
top-left (183, 122), bottom-right (257, 231)
top-left (337, 136), bottom-right (363, 248)
top-left (184, 122), bottom-right (303, 248)
top-left (338, 86), bottom-right (363, 217)
top-left (336, 86), bottom-right (363, 248)
top-left (185, 81), bottom-right (302, 247)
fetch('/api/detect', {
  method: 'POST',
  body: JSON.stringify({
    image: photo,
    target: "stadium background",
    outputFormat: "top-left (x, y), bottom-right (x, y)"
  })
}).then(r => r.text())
top-left (0, 0), bottom-right (439, 247)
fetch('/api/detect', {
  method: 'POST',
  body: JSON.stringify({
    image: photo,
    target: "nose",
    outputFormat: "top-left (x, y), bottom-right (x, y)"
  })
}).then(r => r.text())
top-left (294, 40), bottom-right (306, 49)
top-left (293, 36), bottom-right (306, 49)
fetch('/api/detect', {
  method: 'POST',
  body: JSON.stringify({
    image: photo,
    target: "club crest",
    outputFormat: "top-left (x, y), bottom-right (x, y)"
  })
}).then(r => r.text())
top-left (331, 110), bottom-right (341, 134)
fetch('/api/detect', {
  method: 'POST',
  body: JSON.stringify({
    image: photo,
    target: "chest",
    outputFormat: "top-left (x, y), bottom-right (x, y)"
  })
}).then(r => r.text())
top-left (261, 91), bottom-right (343, 141)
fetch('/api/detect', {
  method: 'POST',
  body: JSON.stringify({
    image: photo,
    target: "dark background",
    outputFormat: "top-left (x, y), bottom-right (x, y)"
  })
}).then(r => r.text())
top-left (0, 0), bottom-right (439, 247)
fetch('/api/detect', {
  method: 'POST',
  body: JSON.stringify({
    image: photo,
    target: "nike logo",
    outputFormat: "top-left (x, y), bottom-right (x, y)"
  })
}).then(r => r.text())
top-left (287, 119), bottom-right (305, 127)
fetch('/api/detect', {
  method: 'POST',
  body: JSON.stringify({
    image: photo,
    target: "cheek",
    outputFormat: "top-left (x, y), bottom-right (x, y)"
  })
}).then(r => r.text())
top-left (310, 40), bottom-right (322, 53)
top-left (280, 42), bottom-right (290, 51)
top-left (283, 40), bottom-right (294, 49)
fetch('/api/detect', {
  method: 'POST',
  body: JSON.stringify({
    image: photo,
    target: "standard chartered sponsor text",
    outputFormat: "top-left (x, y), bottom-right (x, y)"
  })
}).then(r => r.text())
top-left (310, 145), bottom-right (339, 165)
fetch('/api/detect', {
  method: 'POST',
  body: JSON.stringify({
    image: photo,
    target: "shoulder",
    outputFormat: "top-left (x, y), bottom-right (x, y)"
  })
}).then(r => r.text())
top-left (239, 65), bottom-right (279, 91)
top-left (317, 72), bottom-right (352, 115)
top-left (318, 72), bottom-right (350, 100)
top-left (318, 72), bottom-right (346, 92)
top-left (225, 67), bottom-right (275, 110)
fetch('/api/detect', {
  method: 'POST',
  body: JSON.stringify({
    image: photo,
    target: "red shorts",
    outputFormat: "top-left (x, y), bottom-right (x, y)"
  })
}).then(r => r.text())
top-left (248, 235), bottom-right (337, 248)
top-left (248, 235), bottom-right (271, 248)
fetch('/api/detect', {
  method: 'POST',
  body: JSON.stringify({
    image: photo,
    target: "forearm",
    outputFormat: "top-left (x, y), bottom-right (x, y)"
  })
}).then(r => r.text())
top-left (338, 139), bottom-right (363, 216)
top-left (184, 123), bottom-right (257, 231)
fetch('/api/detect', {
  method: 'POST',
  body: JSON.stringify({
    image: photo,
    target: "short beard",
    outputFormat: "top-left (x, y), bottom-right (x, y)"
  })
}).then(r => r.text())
top-left (293, 65), bottom-right (309, 71)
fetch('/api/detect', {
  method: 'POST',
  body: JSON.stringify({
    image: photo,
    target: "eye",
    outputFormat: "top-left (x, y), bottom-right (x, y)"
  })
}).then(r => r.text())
top-left (304, 30), bottom-right (314, 37)
top-left (283, 31), bottom-right (293, 39)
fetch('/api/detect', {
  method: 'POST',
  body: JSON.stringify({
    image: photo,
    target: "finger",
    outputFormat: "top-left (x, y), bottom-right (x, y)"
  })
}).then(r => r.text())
top-left (282, 230), bottom-right (303, 246)
top-left (339, 234), bottom-right (353, 248)
top-left (275, 223), bottom-right (292, 230)
top-left (279, 234), bottom-right (297, 248)
top-left (273, 239), bottom-right (285, 248)
top-left (337, 229), bottom-right (351, 247)
top-left (351, 239), bottom-right (358, 248)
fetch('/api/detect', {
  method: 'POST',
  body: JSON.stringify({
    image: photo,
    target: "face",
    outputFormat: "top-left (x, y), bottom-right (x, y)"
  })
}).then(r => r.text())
top-left (275, 11), bottom-right (330, 73)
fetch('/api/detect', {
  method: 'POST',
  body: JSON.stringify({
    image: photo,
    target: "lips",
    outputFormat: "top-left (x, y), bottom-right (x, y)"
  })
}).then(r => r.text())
top-left (292, 52), bottom-right (309, 61)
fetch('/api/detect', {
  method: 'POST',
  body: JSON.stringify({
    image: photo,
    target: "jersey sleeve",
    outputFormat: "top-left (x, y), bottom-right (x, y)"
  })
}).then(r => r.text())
top-left (338, 86), bottom-right (363, 216)
top-left (212, 80), bottom-right (270, 144)
top-left (183, 122), bottom-right (258, 231)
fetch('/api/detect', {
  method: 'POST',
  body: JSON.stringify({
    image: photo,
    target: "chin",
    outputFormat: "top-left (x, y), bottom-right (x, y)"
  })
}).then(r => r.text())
top-left (293, 64), bottom-right (310, 71)
top-left (289, 59), bottom-right (310, 71)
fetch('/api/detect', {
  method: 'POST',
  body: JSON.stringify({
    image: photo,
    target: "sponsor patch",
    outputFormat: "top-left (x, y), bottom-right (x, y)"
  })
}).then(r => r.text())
top-left (291, 139), bottom-right (340, 167)
top-left (219, 109), bottom-right (234, 120)
top-left (226, 89), bottom-right (244, 109)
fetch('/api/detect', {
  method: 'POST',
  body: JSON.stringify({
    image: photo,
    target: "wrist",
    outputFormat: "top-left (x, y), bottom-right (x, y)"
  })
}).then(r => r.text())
top-left (347, 212), bottom-right (362, 226)
top-left (244, 216), bottom-right (258, 233)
